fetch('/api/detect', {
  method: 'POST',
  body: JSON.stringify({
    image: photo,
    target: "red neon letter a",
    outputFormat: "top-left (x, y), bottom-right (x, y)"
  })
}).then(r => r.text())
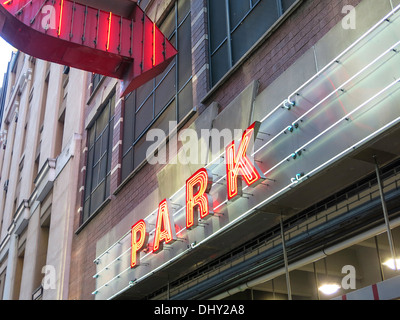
top-left (130, 220), bottom-right (148, 268)
top-left (186, 168), bottom-right (213, 230)
top-left (225, 122), bottom-right (265, 201)
top-left (153, 199), bottom-right (177, 253)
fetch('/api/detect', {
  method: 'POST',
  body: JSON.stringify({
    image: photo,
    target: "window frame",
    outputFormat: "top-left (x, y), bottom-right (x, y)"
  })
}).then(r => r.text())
top-left (81, 90), bottom-right (115, 224)
top-left (207, 0), bottom-right (298, 87)
top-left (120, 0), bottom-right (193, 182)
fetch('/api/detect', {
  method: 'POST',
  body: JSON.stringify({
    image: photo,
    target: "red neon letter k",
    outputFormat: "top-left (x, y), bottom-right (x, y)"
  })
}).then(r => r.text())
top-left (225, 122), bottom-right (265, 201)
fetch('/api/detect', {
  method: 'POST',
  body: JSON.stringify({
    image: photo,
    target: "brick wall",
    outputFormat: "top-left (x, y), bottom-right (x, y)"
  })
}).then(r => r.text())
top-left (68, 0), bottom-right (363, 300)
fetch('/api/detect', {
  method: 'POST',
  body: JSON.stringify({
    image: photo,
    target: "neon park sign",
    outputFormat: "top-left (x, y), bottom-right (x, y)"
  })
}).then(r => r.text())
top-left (130, 122), bottom-right (265, 268)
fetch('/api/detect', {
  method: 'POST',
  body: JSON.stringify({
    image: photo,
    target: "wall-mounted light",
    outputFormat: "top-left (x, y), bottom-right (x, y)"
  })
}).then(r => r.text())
top-left (318, 283), bottom-right (341, 295)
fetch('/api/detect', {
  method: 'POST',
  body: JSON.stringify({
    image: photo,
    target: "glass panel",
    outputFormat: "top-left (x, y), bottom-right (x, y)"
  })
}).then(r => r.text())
top-left (135, 97), bottom-right (153, 139)
top-left (91, 162), bottom-right (100, 188)
top-left (211, 42), bottom-right (230, 85)
top-left (160, 8), bottom-right (176, 38)
top-left (133, 136), bottom-right (152, 169)
top-left (121, 148), bottom-right (133, 181)
top-left (96, 103), bottom-right (110, 135)
top-left (209, 0), bottom-right (227, 53)
top-left (178, 81), bottom-right (193, 121)
top-left (88, 126), bottom-right (95, 147)
top-left (93, 137), bottom-right (102, 164)
top-left (282, 0), bottom-right (296, 12)
top-left (136, 80), bottom-right (153, 111)
top-left (107, 124), bottom-right (113, 173)
top-left (229, 0), bottom-right (250, 30)
top-left (90, 180), bottom-right (105, 214)
top-left (105, 174), bottom-right (110, 200)
top-left (123, 93), bottom-right (135, 154)
top-left (101, 125), bottom-right (109, 156)
top-left (85, 148), bottom-right (94, 199)
top-left (154, 99), bottom-right (176, 135)
top-left (155, 66), bottom-right (176, 116)
top-left (231, 0), bottom-right (278, 64)
top-left (83, 199), bottom-right (90, 222)
top-left (178, 0), bottom-right (190, 25)
top-left (178, 17), bottom-right (192, 90)
top-left (99, 155), bottom-right (107, 183)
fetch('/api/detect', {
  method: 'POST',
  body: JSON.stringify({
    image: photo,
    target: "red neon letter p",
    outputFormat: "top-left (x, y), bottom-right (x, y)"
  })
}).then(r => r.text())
top-left (130, 220), bottom-right (148, 268)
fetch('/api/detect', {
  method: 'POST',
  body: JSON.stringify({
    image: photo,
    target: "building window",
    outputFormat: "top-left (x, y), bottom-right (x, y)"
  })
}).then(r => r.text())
top-left (208, 0), bottom-right (297, 86)
top-left (91, 73), bottom-right (103, 95)
top-left (82, 92), bottom-right (115, 222)
top-left (121, 0), bottom-right (193, 181)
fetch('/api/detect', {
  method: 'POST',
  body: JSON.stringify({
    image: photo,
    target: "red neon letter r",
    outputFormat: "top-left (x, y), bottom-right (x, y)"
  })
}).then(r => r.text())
top-left (186, 168), bottom-right (213, 230)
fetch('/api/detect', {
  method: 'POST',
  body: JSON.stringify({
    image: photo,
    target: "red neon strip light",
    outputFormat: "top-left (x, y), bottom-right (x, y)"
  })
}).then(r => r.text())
top-left (153, 199), bottom-right (177, 254)
top-left (3, 0), bottom-right (12, 5)
top-left (186, 168), bottom-right (213, 230)
top-left (58, 0), bottom-right (64, 36)
top-left (225, 122), bottom-right (265, 201)
top-left (153, 22), bottom-right (156, 66)
top-left (106, 12), bottom-right (112, 51)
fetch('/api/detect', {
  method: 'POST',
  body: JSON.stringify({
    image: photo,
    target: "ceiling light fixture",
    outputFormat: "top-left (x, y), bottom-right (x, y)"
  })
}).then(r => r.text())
top-left (318, 283), bottom-right (341, 295)
top-left (382, 258), bottom-right (400, 271)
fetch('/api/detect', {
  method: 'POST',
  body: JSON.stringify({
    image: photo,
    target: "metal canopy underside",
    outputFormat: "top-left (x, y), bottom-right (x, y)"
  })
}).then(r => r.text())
top-left (74, 0), bottom-right (137, 18)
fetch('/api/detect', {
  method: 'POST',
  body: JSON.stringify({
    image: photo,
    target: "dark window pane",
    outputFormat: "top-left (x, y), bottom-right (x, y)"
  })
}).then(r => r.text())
top-left (209, 0), bottom-right (227, 52)
top-left (178, 80), bottom-right (193, 121)
top-left (88, 126), bottom-right (95, 147)
top-left (229, 0), bottom-right (250, 30)
top-left (96, 103), bottom-right (109, 135)
top-left (134, 136), bottom-right (152, 169)
top-left (135, 97), bottom-right (153, 139)
top-left (231, 0), bottom-right (278, 64)
top-left (121, 148), bottom-right (133, 181)
top-left (85, 148), bottom-right (94, 199)
top-left (160, 8), bottom-right (175, 38)
top-left (92, 162), bottom-right (100, 187)
top-left (90, 180), bottom-right (105, 214)
top-left (155, 66), bottom-right (176, 116)
top-left (282, 0), bottom-right (296, 12)
top-left (93, 137), bottom-right (102, 164)
top-left (178, 17), bottom-right (192, 90)
top-left (136, 80), bottom-right (153, 111)
top-left (178, 0), bottom-right (190, 25)
top-left (154, 99), bottom-right (176, 134)
top-left (83, 199), bottom-right (90, 222)
top-left (211, 42), bottom-right (230, 85)
top-left (101, 125), bottom-right (109, 155)
top-left (123, 93), bottom-right (135, 154)
top-left (107, 124), bottom-right (113, 173)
